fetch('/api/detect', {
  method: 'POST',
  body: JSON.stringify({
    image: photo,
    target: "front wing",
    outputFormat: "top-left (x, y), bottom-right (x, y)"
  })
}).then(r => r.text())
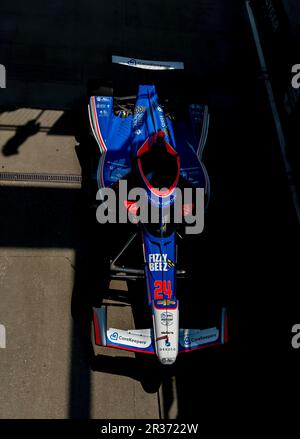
top-left (92, 306), bottom-right (228, 355)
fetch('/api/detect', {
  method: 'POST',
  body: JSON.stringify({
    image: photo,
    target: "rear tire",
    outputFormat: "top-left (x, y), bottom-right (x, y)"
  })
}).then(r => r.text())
top-left (87, 80), bottom-right (113, 98)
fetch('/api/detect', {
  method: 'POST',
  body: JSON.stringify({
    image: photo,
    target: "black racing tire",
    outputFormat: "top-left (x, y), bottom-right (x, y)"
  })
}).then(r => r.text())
top-left (87, 80), bottom-right (113, 98)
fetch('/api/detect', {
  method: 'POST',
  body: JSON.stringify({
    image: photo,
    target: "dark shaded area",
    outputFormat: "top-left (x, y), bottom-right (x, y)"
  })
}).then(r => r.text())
top-left (48, 111), bottom-right (78, 137)
top-left (0, 0), bottom-right (249, 109)
top-left (0, 186), bottom-right (82, 248)
top-left (70, 202), bottom-right (164, 396)
top-left (249, 0), bottom-right (300, 204)
top-left (0, 185), bottom-right (92, 418)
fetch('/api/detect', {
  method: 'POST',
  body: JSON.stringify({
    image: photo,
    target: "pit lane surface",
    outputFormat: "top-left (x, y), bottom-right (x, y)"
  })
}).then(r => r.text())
top-left (0, 0), bottom-right (298, 420)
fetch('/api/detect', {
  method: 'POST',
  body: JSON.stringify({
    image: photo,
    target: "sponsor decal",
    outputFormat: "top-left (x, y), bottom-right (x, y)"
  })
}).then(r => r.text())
top-left (134, 105), bottom-right (146, 114)
top-left (159, 114), bottom-right (167, 130)
top-left (96, 96), bottom-right (110, 102)
top-left (99, 110), bottom-right (109, 116)
top-left (161, 358), bottom-right (176, 364)
top-left (110, 331), bottom-right (118, 341)
top-left (167, 259), bottom-right (175, 268)
top-left (112, 55), bottom-right (184, 70)
top-left (159, 346), bottom-right (176, 352)
top-left (118, 335), bottom-right (147, 345)
top-left (133, 106), bottom-right (145, 127)
top-left (128, 58), bottom-right (137, 66)
top-left (180, 328), bottom-right (219, 348)
top-left (157, 299), bottom-right (176, 306)
top-left (183, 333), bottom-right (215, 345)
top-left (161, 312), bottom-right (173, 326)
top-left (184, 336), bottom-right (191, 345)
top-left (149, 253), bottom-right (173, 271)
top-left (107, 329), bottom-right (151, 348)
top-left (97, 103), bottom-right (111, 109)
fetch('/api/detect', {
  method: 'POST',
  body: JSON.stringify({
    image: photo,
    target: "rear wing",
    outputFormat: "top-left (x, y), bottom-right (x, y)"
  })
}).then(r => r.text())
top-left (112, 55), bottom-right (184, 70)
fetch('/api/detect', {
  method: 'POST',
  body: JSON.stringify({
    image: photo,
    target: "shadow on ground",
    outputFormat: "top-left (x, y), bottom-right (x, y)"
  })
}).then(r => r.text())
top-left (2, 120), bottom-right (40, 156)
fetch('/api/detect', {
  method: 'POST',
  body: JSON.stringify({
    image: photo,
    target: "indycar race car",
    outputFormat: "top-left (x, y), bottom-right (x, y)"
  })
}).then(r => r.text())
top-left (87, 59), bottom-right (228, 365)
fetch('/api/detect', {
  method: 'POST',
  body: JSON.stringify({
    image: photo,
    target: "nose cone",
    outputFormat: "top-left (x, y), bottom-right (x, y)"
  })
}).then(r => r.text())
top-left (153, 307), bottom-right (179, 366)
top-left (158, 355), bottom-right (177, 365)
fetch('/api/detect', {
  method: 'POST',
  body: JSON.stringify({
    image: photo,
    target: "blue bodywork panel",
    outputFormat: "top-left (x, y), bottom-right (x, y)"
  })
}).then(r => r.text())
top-left (89, 95), bottom-right (132, 188)
top-left (89, 85), bottom-right (210, 192)
top-left (142, 227), bottom-right (177, 310)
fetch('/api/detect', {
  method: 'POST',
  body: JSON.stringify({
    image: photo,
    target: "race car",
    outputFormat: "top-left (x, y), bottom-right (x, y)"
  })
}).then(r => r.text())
top-left (87, 58), bottom-right (228, 365)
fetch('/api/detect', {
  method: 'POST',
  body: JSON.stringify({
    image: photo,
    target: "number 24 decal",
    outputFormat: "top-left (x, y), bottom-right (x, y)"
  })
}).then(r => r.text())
top-left (154, 280), bottom-right (173, 299)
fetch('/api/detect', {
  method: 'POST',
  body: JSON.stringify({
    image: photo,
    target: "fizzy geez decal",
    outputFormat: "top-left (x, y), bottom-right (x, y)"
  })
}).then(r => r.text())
top-left (148, 253), bottom-right (175, 271)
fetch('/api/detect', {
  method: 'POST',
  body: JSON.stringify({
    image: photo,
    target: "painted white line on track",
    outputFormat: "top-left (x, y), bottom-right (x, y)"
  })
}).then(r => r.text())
top-left (246, 1), bottom-right (300, 224)
top-left (0, 324), bottom-right (6, 348)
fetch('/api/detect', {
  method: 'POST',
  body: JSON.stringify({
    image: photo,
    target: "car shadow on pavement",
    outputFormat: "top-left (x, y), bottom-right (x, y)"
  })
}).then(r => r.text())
top-left (0, 184), bottom-right (94, 419)
top-left (70, 205), bottom-right (165, 399)
top-left (2, 119), bottom-right (41, 156)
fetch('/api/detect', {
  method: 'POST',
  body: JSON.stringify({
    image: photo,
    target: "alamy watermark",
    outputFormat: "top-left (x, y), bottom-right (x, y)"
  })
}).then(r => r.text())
top-left (0, 64), bottom-right (6, 89)
top-left (95, 180), bottom-right (204, 235)
top-left (291, 64), bottom-right (300, 89)
top-left (291, 324), bottom-right (300, 349)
